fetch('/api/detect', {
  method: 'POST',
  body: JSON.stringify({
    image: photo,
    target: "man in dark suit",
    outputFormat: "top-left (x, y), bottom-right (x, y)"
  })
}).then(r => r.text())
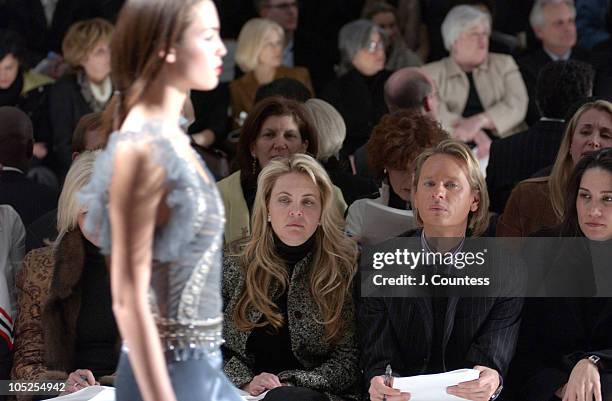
top-left (359, 240), bottom-right (524, 401)
top-left (0, 106), bottom-right (58, 227)
top-left (487, 59), bottom-right (594, 214)
top-left (518, 0), bottom-right (592, 125)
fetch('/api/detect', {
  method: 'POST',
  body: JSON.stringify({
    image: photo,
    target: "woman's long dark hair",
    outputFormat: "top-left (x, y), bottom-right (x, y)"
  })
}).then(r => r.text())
top-left (561, 148), bottom-right (612, 236)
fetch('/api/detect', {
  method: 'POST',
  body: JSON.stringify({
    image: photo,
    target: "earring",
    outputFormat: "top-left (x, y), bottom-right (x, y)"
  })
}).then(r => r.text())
top-left (267, 214), bottom-right (271, 222)
top-left (252, 157), bottom-right (258, 175)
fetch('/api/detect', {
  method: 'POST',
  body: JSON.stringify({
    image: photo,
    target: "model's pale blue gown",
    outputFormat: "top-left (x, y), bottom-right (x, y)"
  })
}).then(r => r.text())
top-left (78, 121), bottom-right (242, 401)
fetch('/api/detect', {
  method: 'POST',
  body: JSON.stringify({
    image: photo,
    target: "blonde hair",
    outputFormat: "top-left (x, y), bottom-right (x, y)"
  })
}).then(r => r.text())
top-left (232, 154), bottom-right (358, 343)
top-left (548, 99), bottom-right (612, 218)
top-left (235, 18), bottom-right (284, 72)
top-left (304, 99), bottom-right (346, 162)
top-left (412, 139), bottom-right (490, 236)
top-left (62, 18), bottom-right (113, 67)
top-left (56, 151), bottom-right (100, 242)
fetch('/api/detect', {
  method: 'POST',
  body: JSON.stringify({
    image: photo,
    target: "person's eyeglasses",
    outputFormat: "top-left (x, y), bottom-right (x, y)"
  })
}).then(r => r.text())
top-left (365, 40), bottom-right (385, 53)
top-left (263, 1), bottom-right (298, 11)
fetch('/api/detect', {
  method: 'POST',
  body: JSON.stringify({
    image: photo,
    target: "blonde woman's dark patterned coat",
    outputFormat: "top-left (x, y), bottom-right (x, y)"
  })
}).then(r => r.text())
top-left (222, 254), bottom-right (360, 401)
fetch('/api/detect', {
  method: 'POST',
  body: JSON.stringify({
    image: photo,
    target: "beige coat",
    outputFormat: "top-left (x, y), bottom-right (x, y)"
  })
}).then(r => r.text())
top-left (422, 53), bottom-right (528, 137)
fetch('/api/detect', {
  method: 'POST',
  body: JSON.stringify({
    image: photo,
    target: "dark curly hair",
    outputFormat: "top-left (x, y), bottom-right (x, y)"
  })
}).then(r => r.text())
top-left (536, 60), bottom-right (594, 120)
top-left (366, 109), bottom-right (448, 177)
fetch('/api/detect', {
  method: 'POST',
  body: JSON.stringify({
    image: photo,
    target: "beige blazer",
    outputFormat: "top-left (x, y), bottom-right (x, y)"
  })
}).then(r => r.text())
top-left (422, 53), bottom-right (528, 137)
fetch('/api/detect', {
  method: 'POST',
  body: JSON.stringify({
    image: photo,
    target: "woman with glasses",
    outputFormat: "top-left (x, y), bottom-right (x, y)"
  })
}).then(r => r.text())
top-left (321, 19), bottom-right (391, 158)
top-left (422, 5), bottom-right (528, 158)
top-left (230, 18), bottom-right (313, 128)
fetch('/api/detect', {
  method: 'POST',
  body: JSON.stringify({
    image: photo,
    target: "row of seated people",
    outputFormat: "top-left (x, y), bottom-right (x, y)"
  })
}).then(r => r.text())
top-left (3, 0), bottom-right (611, 189)
top-left (197, 0), bottom-right (612, 161)
top-left (7, 142), bottom-right (612, 401)
top-left (0, 51), bottom-right (605, 257)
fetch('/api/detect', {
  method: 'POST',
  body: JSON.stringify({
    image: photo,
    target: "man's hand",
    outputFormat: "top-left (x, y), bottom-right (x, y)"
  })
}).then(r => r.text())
top-left (447, 365), bottom-right (500, 401)
top-left (368, 375), bottom-right (411, 401)
top-left (562, 358), bottom-right (602, 401)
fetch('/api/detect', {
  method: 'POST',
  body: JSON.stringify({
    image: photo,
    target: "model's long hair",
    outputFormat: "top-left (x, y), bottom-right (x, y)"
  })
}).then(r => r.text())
top-left (548, 100), bottom-right (612, 218)
top-left (100, 0), bottom-right (206, 140)
top-left (232, 154), bottom-right (357, 344)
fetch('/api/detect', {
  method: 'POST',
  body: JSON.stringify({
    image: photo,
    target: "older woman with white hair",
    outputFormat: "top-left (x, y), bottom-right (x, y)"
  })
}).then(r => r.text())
top-left (422, 5), bottom-right (528, 158)
top-left (304, 98), bottom-right (378, 205)
top-left (321, 19), bottom-right (391, 157)
top-left (230, 18), bottom-right (314, 128)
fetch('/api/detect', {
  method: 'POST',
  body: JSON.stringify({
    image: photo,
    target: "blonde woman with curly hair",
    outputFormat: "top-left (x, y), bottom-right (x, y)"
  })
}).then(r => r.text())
top-left (222, 154), bottom-right (360, 401)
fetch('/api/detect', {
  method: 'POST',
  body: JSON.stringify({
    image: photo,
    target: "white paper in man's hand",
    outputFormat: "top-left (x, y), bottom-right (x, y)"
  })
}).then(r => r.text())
top-left (392, 368), bottom-right (480, 401)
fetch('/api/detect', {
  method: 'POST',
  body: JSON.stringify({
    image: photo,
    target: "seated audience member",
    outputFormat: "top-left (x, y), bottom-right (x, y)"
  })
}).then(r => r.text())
top-left (362, 0), bottom-right (430, 61)
top-left (0, 30), bottom-right (54, 171)
top-left (49, 18), bottom-right (113, 177)
top-left (0, 205), bottom-right (25, 383)
top-left (360, 139), bottom-right (522, 401)
top-left (321, 19), bottom-right (391, 156)
top-left (253, 0), bottom-right (337, 94)
top-left (362, 2), bottom-right (423, 70)
top-left (304, 98), bottom-right (378, 206)
top-left (352, 65), bottom-right (439, 177)
top-left (507, 148), bottom-right (612, 401)
top-left (4, 0), bottom-right (122, 69)
top-left (518, 0), bottom-right (591, 125)
top-left (230, 18), bottom-right (313, 128)
top-left (25, 112), bottom-right (104, 252)
top-left (487, 60), bottom-right (594, 214)
top-left (423, 5), bottom-right (528, 157)
top-left (497, 99), bottom-right (612, 236)
top-left (346, 109), bottom-right (447, 240)
top-left (217, 97), bottom-right (346, 248)
top-left (0, 107), bottom-right (58, 227)
top-left (11, 151), bottom-right (119, 400)
top-left (449, 0), bottom-right (523, 55)
top-left (383, 66), bottom-right (438, 116)
top-left (223, 154), bottom-right (360, 401)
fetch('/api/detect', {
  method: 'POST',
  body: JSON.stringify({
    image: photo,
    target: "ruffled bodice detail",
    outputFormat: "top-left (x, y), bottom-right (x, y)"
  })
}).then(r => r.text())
top-left (77, 121), bottom-right (225, 352)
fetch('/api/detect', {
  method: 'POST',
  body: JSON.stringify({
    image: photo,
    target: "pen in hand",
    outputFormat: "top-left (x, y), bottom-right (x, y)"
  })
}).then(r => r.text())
top-left (383, 364), bottom-right (393, 401)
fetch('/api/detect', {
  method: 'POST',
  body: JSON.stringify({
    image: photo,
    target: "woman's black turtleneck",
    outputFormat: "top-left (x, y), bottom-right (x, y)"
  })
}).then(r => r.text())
top-left (0, 70), bottom-right (24, 106)
top-left (246, 233), bottom-right (316, 375)
top-left (74, 236), bottom-right (120, 378)
top-left (388, 182), bottom-right (411, 210)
